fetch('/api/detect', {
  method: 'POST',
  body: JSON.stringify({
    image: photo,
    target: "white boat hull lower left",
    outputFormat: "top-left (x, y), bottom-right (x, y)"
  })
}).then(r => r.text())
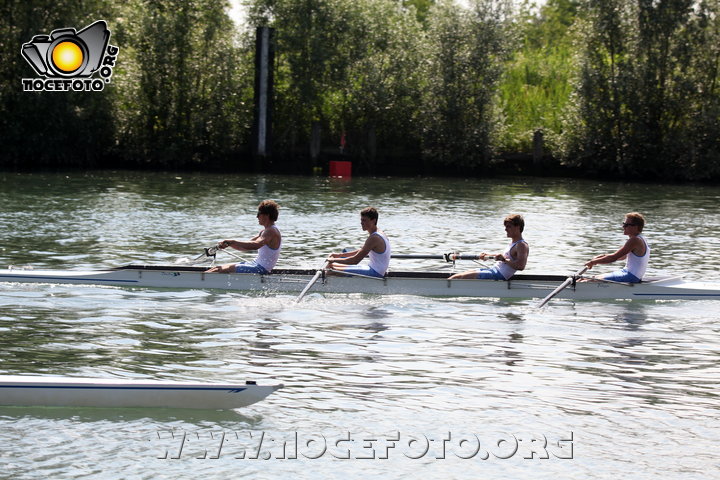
top-left (0, 375), bottom-right (283, 410)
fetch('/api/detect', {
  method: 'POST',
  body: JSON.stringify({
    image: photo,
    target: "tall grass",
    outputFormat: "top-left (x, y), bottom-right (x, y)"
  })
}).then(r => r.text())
top-left (494, 0), bottom-right (579, 155)
top-left (495, 43), bottom-right (575, 153)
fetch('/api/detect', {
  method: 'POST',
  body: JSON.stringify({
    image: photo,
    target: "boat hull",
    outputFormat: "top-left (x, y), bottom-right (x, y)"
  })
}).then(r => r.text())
top-left (0, 375), bottom-right (283, 409)
top-left (1, 265), bottom-right (719, 300)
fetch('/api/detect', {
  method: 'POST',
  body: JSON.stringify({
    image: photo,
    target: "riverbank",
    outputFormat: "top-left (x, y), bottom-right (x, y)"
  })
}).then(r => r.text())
top-left (3, 155), bottom-right (717, 185)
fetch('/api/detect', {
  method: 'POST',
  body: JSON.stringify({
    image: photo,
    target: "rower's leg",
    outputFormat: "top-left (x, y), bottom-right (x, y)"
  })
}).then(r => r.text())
top-left (448, 270), bottom-right (479, 280)
top-left (206, 263), bottom-right (236, 273)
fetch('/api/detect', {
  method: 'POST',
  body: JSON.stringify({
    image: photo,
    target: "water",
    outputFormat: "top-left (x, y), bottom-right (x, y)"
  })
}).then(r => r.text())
top-left (0, 171), bottom-right (719, 479)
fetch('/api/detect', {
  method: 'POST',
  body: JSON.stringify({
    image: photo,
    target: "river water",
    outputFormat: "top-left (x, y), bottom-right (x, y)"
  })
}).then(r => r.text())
top-left (0, 171), bottom-right (718, 479)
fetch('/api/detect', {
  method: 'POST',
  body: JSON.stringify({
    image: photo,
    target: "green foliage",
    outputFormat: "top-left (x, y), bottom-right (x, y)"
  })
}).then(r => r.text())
top-left (402, 0), bottom-right (435, 25)
top-left (0, 0), bottom-right (249, 169)
top-left (562, 0), bottom-right (720, 180)
top-left (117, 0), bottom-right (250, 167)
top-left (421, 0), bottom-right (514, 168)
top-left (495, 0), bottom-right (579, 154)
top-left (2, 0), bottom-right (720, 180)
top-left (335, 0), bottom-right (426, 169)
top-left (248, 0), bottom-right (363, 158)
top-left (247, 0), bottom-right (426, 169)
top-left (0, 0), bottom-right (118, 167)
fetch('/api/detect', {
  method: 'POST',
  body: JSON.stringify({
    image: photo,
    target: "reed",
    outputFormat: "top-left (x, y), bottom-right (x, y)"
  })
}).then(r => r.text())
top-left (494, 0), bottom-right (579, 155)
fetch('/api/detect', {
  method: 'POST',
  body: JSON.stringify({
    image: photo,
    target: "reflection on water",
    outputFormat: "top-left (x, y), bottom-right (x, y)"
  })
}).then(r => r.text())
top-left (0, 172), bottom-right (719, 479)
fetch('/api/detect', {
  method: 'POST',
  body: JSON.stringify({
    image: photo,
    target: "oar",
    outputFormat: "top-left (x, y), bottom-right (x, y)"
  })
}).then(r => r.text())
top-left (295, 259), bottom-right (330, 303)
top-left (537, 266), bottom-right (588, 308)
top-left (217, 245), bottom-right (248, 262)
top-left (391, 253), bottom-right (482, 262)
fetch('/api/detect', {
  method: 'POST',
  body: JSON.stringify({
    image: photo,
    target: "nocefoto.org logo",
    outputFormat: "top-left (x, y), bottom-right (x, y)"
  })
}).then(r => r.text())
top-left (21, 20), bottom-right (119, 92)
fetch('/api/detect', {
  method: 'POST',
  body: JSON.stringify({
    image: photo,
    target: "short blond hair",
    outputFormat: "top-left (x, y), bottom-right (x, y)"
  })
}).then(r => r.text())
top-left (625, 212), bottom-right (645, 232)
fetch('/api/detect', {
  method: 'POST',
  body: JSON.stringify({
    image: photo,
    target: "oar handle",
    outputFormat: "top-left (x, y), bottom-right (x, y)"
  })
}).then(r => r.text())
top-left (188, 245), bottom-right (219, 264)
top-left (391, 253), bottom-right (481, 262)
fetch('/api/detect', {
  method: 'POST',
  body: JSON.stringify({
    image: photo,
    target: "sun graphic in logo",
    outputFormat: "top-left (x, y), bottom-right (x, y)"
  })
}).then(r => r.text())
top-left (51, 41), bottom-right (84, 73)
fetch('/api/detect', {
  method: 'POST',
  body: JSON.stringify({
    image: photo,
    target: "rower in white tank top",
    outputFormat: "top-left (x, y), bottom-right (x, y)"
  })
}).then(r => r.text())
top-left (327, 207), bottom-right (390, 278)
top-left (585, 213), bottom-right (649, 283)
top-left (254, 225), bottom-right (282, 272)
top-left (495, 239), bottom-right (528, 280)
top-left (448, 214), bottom-right (529, 281)
top-left (624, 235), bottom-right (649, 280)
top-left (206, 200), bottom-right (282, 275)
top-left (368, 231), bottom-right (391, 276)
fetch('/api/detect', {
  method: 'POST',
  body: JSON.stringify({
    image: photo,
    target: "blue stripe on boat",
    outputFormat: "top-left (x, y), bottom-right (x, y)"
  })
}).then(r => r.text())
top-left (0, 275), bottom-right (139, 283)
top-left (633, 293), bottom-right (719, 297)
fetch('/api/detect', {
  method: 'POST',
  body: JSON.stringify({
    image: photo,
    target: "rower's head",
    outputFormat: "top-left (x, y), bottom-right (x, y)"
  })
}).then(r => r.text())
top-left (256, 200), bottom-right (280, 223)
top-left (503, 214), bottom-right (524, 234)
top-left (623, 212), bottom-right (645, 233)
top-left (360, 207), bottom-right (379, 231)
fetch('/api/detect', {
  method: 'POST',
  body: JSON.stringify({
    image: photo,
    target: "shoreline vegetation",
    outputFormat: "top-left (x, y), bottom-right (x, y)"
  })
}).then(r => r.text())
top-left (2, 0), bottom-right (720, 181)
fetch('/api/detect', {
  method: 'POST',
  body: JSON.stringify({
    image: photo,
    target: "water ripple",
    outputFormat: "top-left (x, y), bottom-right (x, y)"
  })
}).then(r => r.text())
top-left (1, 173), bottom-right (719, 478)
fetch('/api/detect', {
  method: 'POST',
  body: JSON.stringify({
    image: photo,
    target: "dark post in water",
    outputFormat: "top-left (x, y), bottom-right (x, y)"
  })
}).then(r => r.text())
top-left (252, 26), bottom-right (275, 165)
top-left (533, 129), bottom-right (544, 167)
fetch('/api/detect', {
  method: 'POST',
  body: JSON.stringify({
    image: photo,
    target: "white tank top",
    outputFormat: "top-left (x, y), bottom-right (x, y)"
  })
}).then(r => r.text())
top-left (495, 239), bottom-right (526, 280)
top-left (254, 225), bottom-right (281, 271)
top-left (368, 231), bottom-right (391, 276)
top-left (625, 235), bottom-right (649, 280)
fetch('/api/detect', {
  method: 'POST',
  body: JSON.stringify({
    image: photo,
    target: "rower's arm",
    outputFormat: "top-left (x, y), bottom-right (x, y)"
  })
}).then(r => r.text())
top-left (219, 233), bottom-right (266, 251)
top-left (586, 238), bottom-right (637, 268)
top-left (329, 249), bottom-right (359, 259)
top-left (329, 238), bottom-right (377, 265)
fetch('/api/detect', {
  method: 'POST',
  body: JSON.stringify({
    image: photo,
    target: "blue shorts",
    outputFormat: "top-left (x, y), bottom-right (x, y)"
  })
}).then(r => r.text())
top-left (339, 265), bottom-right (384, 278)
top-left (476, 266), bottom-right (506, 280)
top-left (602, 268), bottom-right (641, 283)
top-left (234, 262), bottom-right (270, 274)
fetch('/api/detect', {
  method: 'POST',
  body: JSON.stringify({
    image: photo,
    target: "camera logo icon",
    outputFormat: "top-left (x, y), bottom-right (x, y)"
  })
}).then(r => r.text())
top-left (21, 20), bottom-right (119, 92)
top-left (22, 20), bottom-right (110, 77)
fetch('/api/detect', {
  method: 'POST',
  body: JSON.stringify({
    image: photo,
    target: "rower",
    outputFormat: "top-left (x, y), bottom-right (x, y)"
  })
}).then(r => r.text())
top-left (206, 200), bottom-right (282, 274)
top-left (449, 214), bottom-right (529, 280)
top-left (584, 212), bottom-right (649, 283)
top-left (327, 207), bottom-right (391, 278)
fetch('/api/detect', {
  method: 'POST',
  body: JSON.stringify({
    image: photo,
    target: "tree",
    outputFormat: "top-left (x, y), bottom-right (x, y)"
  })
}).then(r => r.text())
top-left (331, 0), bottom-right (426, 171)
top-left (0, 0), bottom-right (118, 167)
top-left (564, 0), bottom-right (720, 179)
top-left (495, 0), bottom-right (580, 154)
top-left (247, 0), bottom-right (426, 171)
top-left (117, 0), bottom-right (250, 167)
top-left (421, 0), bottom-right (513, 169)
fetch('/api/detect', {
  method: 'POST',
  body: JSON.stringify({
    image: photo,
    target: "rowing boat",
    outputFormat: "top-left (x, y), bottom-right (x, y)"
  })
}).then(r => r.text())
top-left (0, 375), bottom-right (283, 409)
top-left (2, 264), bottom-right (720, 300)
